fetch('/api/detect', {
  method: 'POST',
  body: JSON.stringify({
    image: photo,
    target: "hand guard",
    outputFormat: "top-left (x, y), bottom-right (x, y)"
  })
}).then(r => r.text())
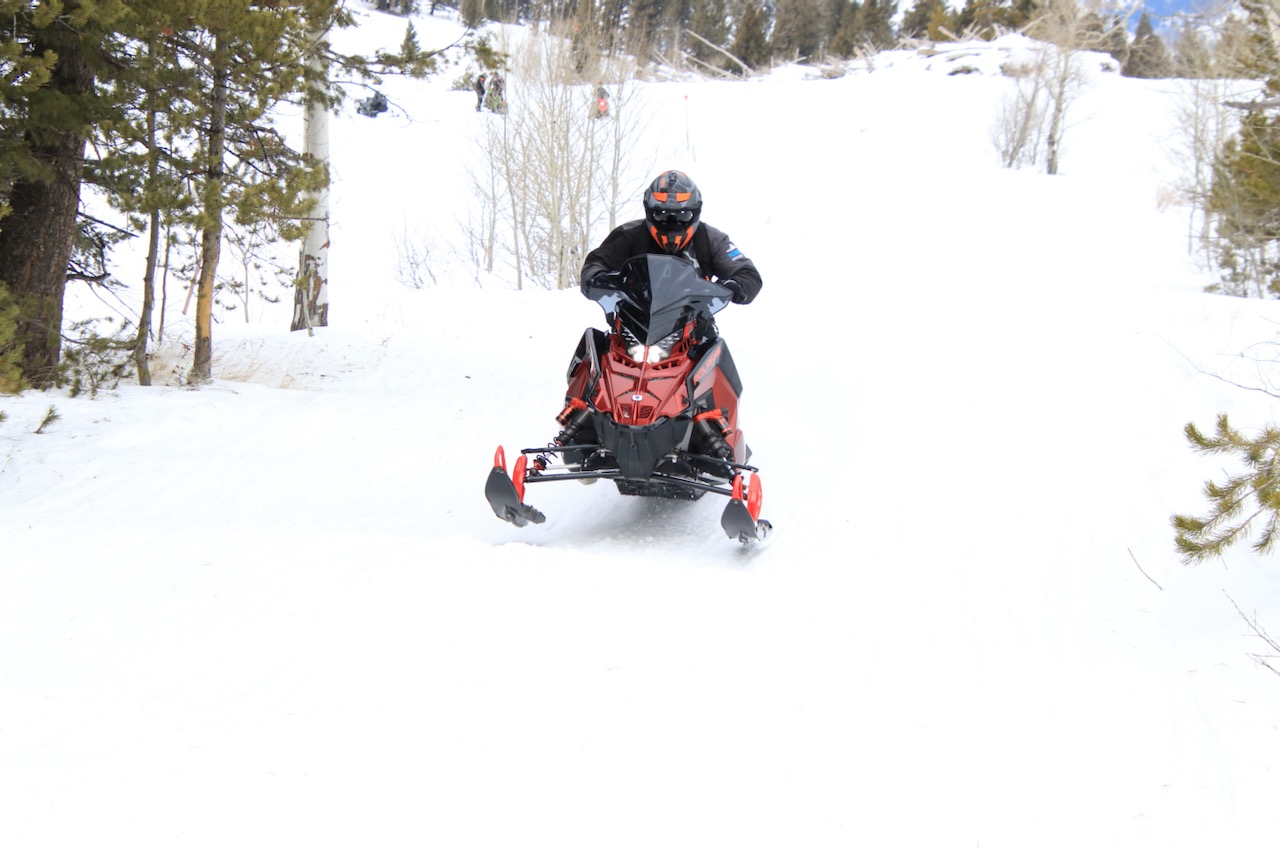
top-left (583, 270), bottom-right (622, 296)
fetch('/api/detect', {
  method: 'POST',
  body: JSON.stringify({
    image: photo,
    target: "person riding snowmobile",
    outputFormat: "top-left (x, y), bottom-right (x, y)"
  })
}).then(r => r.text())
top-left (579, 171), bottom-right (762, 328)
top-left (484, 170), bottom-right (771, 540)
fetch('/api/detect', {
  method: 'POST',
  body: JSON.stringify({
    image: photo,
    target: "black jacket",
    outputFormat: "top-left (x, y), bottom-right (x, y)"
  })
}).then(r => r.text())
top-left (579, 220), bottom-right (762, 304)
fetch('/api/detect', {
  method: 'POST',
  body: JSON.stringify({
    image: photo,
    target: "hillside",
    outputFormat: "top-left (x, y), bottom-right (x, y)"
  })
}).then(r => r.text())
top-left (2, 7), bottom-right (1279, 852)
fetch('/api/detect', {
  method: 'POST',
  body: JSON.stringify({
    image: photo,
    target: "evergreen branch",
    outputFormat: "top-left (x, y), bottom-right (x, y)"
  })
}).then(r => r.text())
top-left (33, 405), bottom-right (58, 434)
top-left (1175, 414), bottom-right (1280, 562)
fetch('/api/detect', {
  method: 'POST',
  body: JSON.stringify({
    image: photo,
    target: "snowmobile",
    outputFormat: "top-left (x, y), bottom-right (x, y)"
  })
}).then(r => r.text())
top-left (356, 91), bottom-right (388, 117)
top-left (485, 253), bottom-right (772, 542)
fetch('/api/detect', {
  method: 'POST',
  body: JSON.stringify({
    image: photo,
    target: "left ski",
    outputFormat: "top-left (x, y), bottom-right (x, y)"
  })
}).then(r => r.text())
top-left (485, 447), bottom-right (545, 527)
top-left (720, 473), bottom-right (772, 542)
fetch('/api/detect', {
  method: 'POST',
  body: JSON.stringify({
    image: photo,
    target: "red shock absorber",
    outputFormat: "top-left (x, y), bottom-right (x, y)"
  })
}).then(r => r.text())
top-left (694, 408), bottom-right (734, 459)
top-left (535, 398), bottom-right (592, 470)
top-left (556, 397), bottom-right (589, 426)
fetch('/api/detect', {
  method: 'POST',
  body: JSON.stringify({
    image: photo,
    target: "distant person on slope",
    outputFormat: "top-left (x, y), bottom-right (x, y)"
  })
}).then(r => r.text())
top-left (579, 171), bottom-right (762, 343)
top-left (484, 72), bottom-right (506, 113)
top-left (474, 73), bottom-right (487, 112)
top-left (593, 83), bottom-right (609, 119)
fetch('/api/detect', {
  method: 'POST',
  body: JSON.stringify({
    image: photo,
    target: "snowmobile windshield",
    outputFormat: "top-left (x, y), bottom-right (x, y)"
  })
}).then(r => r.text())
top-left (598, 254), bottom-right (732, 346)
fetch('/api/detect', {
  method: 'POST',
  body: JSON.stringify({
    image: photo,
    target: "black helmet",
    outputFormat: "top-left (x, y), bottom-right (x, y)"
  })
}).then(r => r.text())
top-left (644, 170), bottom-right (702, 254)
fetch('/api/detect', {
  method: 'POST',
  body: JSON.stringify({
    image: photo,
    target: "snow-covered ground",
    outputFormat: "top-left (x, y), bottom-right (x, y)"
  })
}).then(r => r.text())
top-left (3, 7), bottom-right (1279, 852)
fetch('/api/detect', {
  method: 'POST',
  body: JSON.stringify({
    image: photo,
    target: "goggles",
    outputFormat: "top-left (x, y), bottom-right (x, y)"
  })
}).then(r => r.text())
top-left (648, 208), bottom-right (696, 224)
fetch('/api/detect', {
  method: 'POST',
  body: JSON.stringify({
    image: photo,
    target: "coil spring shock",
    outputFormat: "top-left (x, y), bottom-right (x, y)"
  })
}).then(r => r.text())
top-left (693, 408), bottom-right (734, 460)
top-left (534, 398), bottom-right (592, 470)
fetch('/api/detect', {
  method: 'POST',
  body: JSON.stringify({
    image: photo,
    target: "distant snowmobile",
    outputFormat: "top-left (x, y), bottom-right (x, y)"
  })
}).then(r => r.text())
top-left (356, 91), bottom-right (388, 117)
top-left (486, 253), bottom-right (771, 542)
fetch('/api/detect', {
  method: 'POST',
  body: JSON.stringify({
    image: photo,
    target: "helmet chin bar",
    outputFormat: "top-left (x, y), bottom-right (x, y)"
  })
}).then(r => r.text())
top-left (649, 222), bottom-right (696, 253)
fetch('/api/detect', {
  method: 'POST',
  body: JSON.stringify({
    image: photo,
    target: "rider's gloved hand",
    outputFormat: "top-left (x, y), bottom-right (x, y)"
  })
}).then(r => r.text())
top-left (719, 278), bottom-right (747, 304)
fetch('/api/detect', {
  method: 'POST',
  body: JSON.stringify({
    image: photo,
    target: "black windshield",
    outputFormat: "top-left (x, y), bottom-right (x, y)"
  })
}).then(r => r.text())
top-left (597, 254), bottom-right (731, 346)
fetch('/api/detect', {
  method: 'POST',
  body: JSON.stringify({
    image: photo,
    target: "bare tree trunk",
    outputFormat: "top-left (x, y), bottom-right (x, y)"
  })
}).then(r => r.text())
top-left (135, 40), bottom-right (161, 387)
top-left (135, 212), bottom-right (159, 386)
top-left (0, 24), bottom-right (93, 387)
top-left (1174, 64), bottom-right (1238, 264)
top-left (683, 29), bottom-right (752, 76)
top-left (191, 37), bottom-right (229, 384)
top-left (480, 27), bottom-right (647, 290)
top-left (292, 20), bottom-right (331, 333)
top-left (159, 225), bottom-right (172, 344)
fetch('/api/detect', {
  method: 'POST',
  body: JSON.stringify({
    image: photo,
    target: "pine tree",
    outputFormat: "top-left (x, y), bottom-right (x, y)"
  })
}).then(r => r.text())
top-left (1174, 18), bottom-right (1212, 79)
top-left (851, 0), bottom-right (898, 51)
top-left (0, 282), bottom-right (21, 392)
top-left (460, 0), bottom-right (486, 29)
top-left (771, 0), bottom-right (828, 61)
top-left (627, 0), bottom-right (671, 58)
top-left (901, 0), bottom-right (947, 41)
top-left (1173, 414), bottom-right (1280, 562)
top-left (0, 2), bottom-right (60, 222)
top-left (1125, 13), bottom-right (1174, 79)
top-left (689, 0), bottom-right (730, 68)
top-left (0, 0), bottom-right (130, 388)
top-left (2, 0), bottom-right (444, 388)
top-left (108, 2), bottom-right (336, 382)
top-left (829, 0), bottom-right (862, 57)
top-left (1100, 14), bottom-right (1129, 71)
top-left (1207, 109), bottom-right (1280, 297)
top-left (1215, 12), bottom-right (1258, 79)
top-left (730, 3), bottom-right (772, 72)
top-left (1204, 1), bottom-right (1280, 298)
top-left (954, 0), bottom-right (1023, 39)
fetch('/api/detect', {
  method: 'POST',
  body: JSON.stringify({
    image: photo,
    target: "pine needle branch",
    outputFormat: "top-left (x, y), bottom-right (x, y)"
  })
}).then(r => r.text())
top-left (34, 406), bottom-right (59, 435)
top-left (1174, 413), bottom-right (1280, 563)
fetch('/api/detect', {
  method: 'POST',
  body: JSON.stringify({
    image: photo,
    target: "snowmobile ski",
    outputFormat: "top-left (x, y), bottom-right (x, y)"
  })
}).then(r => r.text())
top-left (720, 473), bottom-right (772, 543)
top-left (485, 447), bottom-right (545, 527)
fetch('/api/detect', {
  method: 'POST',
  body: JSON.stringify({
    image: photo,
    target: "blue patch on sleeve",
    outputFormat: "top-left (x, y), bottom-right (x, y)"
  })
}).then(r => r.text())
top-left (726, 243), bottom-right (743, 260)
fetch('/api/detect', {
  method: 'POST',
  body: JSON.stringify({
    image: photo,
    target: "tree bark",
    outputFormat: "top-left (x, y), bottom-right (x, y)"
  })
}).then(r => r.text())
top-left (134, 39), bottom-right (161, 387)
top-left (0, 23), bottom-right (94, 387)
top-left (292, 22), bottom-right (331, 333)
top-left (191, 36), bottom-right (228, 384)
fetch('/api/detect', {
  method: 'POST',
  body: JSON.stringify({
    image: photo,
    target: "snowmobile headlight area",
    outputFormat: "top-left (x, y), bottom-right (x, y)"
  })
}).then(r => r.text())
top-left (628, 342), bottom-right (671, 364)
top-left (625, 330), bottom-right (681, 364)
top-left (620, 328), bottom-right (682, 365)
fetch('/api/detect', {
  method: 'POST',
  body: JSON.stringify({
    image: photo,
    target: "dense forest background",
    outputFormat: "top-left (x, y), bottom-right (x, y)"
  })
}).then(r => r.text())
top-left (3, 0), bottom-right (1280, 400)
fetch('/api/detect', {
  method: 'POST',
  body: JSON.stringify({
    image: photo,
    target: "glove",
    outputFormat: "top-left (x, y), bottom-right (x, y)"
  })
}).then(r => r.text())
top-left (583, 270), bottom-right (622, 296)
top-left (719, 278), bottom-right (747, 304)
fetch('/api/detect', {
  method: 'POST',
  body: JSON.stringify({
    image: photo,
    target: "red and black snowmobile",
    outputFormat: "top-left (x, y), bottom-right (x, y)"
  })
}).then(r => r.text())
top-left (485, 253), bottom-right (771, 542)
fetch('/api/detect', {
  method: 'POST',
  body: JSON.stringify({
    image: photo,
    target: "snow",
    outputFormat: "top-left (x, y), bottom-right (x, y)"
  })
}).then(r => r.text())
top-left (3, 6), bottom-right (1280, 852)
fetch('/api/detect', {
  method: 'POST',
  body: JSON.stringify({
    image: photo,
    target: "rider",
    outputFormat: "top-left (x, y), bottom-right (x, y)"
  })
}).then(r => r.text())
top-left (579, 170), bottom-right (762, 314)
